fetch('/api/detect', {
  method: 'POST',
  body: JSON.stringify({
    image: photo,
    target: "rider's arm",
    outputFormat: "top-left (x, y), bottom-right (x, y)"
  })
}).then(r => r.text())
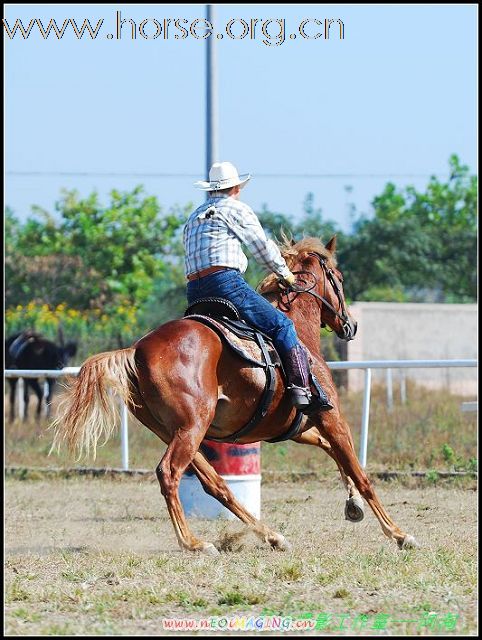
top-left (223, 204), bottom-right (293, 280)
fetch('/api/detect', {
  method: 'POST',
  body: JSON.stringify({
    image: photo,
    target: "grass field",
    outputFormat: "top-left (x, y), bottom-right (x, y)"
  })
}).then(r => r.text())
top-left (5, 476), bottom-right (477, 636)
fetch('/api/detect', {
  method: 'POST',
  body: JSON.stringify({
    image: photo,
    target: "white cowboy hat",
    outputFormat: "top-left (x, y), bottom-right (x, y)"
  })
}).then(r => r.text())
top-left (194, 161), bottom-right (251, 191)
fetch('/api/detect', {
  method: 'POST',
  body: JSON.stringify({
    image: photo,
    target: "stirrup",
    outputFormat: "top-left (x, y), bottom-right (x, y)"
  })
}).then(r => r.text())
top-left (305, 373), bottom-right (334, 414)
top-left (303, 395), bottom-right (334, 414)
top-left (287, 385), bottom-right (333, 414)
top-left (287, 384), bottom-right (312, 409)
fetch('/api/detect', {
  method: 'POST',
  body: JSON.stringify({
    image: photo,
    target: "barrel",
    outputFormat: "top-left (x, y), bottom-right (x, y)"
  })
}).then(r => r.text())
top-left (179, 441), bottom-right (261, 519)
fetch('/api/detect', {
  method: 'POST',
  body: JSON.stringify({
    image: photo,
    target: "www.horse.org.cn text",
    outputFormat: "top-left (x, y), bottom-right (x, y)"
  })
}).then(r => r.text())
top-left (3, 13), bottom-right (345, 47)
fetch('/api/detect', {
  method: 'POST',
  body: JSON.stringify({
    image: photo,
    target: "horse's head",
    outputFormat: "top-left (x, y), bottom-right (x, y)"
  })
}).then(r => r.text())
top-left (56, 325), bottom-right (77, 365)
top-left (50, 339), bottom-right (78, 368)
top-left (259, 235), bottom-right (357, 341)
top-left (296, 236), bottom-right (357, 341)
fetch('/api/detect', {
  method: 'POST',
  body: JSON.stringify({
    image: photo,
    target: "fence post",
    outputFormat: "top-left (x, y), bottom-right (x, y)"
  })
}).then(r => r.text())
top-left (120, 401), bottom-right (129, 471)
top-left (386, 368), bottom-right (393, 412)
top-left (18, 378), bottom-right (25, 421)
top-left (43, 380), bottom-right (49, 417)
top-left (359, 368), bottom-right (372, 468)
top-left (400, 370), bottom-right (407, 404)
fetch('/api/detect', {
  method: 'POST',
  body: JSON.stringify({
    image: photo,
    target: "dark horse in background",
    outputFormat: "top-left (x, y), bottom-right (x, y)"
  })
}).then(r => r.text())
top-left (52, 237), bottom-right (418, 554)
top-left (5, 330), bottom-right (77, 421)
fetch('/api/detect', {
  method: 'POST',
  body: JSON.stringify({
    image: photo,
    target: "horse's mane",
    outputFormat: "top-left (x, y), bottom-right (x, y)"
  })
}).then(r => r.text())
top-left (258, 236), bottom-right (337, 295)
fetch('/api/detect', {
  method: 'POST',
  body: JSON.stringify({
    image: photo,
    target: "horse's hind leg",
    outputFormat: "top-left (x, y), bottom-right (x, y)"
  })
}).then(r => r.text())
top-left (291, 426), bottom-right (365, 522)
top-left (128, 386), bottom-right (289, 553)
top-left (127, 350), bottom-right (225, 556)
top-left (156, 424), bottom-right (221, 555)
top-left (189, 453), bottom-right (291, 551)
top-left (129, 389), bottom-right (289, 553)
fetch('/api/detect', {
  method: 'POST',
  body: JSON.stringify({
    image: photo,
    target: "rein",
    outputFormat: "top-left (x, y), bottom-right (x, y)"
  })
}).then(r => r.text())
top-left (278, 254), bottom-right (353, 338)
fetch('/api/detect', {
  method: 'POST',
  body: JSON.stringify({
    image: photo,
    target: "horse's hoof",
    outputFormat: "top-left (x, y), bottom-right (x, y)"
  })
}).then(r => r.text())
top-left (398, 534), bottom-right (420, 550)
top-left (345, 496), bottom-right (365, 522)
top-left (200, 542), bottom-right (220, 556)
top-left (270, 534), bottom-right (292, 552)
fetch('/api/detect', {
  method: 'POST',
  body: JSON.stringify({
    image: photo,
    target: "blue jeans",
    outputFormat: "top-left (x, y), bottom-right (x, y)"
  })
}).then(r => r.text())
top-left (186, 269), bottom-right (298, 355)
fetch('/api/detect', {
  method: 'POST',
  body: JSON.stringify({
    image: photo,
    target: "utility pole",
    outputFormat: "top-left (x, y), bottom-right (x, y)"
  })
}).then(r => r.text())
top-left (206, 4), bottom-right (218, 188)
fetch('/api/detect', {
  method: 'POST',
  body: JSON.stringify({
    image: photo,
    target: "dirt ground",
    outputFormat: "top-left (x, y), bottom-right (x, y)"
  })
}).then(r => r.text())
top-left (4, 476), bottom-right (478, 636)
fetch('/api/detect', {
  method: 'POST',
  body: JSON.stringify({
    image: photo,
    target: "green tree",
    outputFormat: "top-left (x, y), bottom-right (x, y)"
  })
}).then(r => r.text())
top-left (6, 187), bottom-right (188, 313)
top-left (5, 207), bottom-right (26, 305)
top-left (340, 156), bottom-right (477, 302)
top-left (139, 204), bottom-right (191, 326)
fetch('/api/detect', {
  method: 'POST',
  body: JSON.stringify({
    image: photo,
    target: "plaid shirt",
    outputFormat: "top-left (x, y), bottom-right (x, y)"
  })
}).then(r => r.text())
top-left (183, 194), bottom-right (292, 279)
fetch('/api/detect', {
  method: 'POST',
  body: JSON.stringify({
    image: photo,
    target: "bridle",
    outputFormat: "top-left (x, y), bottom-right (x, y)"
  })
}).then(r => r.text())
top-left (278, 253), bottom-right (355, 340)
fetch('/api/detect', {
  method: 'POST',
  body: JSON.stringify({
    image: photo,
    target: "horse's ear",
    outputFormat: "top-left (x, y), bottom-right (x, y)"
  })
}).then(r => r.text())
top-left (280, 228), bottom-right (296, 248)
top-left (325, 235), bottom-right (337, 254)
top-left (57, 325), bottom-right (65, 347)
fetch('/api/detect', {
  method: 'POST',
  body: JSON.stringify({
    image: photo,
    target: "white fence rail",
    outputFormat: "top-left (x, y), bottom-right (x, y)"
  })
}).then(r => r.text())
top-left (5, 359), bottom-right (477, 469)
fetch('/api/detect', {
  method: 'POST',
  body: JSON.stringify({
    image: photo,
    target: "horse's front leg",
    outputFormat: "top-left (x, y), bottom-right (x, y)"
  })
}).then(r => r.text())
top-left (23, 381), bottom-right (30, 422)
top-left (306, 356), bottom-right (418, 548)
top-left (291, 426), bottom-right (365, 522)
top-left (8, 379), bottom-right (17, 421)
top-left (314, 409), bottom-right (419, 549)
top-left (29, 379), bottom-right (43, 422)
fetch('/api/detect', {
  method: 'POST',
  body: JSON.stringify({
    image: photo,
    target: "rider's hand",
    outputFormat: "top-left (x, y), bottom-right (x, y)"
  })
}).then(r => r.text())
top-left (283, 272), bottom-right (296, 286)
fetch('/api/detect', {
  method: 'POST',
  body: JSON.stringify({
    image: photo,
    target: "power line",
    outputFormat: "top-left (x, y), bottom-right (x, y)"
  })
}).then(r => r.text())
top-left (6, 171), bottom-right (449, 179)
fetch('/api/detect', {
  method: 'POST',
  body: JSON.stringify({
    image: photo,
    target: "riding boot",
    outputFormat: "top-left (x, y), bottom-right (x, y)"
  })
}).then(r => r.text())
top-left (282, 345), bottom-right (333, 414)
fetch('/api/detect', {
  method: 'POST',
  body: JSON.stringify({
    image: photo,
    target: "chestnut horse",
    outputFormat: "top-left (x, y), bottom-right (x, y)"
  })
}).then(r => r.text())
top-left (51, 236), bottom-right (418, 554)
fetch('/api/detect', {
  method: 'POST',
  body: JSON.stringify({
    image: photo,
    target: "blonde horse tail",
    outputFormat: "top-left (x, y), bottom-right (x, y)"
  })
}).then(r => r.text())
top-left (50, 347), bottom-right (138, 461)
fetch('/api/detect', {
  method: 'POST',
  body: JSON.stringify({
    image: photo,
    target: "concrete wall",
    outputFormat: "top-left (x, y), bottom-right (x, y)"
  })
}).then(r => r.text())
top-left (346, 303), bottom-right (477, 396)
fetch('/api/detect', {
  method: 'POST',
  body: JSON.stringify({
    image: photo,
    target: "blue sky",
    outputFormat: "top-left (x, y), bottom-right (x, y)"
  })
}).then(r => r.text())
top-left (4, 3), bottom-right (478, 232)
